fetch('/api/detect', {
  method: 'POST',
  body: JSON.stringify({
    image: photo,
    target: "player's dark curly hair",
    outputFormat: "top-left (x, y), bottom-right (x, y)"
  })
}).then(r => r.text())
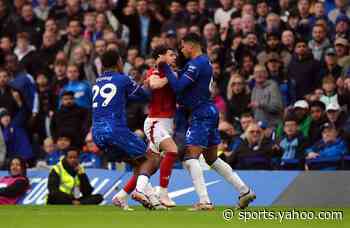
top-left (101, 50), bottom-right (122, 69)
top-left (151, 45), bottom-right (173, 59)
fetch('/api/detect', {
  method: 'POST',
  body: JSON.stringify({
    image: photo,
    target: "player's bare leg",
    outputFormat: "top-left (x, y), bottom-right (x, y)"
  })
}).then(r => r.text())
top-left (158, 138), bottom-right (178, 207)
top-left (182, 146), bottom-right (213, 211)
top-left (204, 145), bottom-right (256, 209)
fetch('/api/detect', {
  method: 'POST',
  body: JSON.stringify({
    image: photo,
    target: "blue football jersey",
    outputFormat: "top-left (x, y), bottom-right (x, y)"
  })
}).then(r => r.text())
top-left (92, 71), bottom-right (149, 128)
top-left (163, 55), bottom-right (214, 111)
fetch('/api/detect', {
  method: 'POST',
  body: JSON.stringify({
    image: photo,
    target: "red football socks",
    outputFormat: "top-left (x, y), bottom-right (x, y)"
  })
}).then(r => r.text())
top-left (123, 175), bottom-right (137, 193)
top-left (160, 152), bottom-right (177, 188)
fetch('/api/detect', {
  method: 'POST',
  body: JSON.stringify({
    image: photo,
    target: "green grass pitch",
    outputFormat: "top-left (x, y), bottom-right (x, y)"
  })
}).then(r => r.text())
top-left (0, 206), bottom-right (348, 228)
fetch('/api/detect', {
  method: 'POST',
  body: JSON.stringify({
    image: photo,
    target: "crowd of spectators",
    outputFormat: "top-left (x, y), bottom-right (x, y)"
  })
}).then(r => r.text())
top-left (0, 0), bottom-right (350, 171)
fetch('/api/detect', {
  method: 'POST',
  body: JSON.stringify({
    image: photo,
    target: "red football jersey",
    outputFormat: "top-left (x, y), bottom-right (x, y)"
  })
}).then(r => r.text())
top-left (146, 68), bottom-right (176, 118)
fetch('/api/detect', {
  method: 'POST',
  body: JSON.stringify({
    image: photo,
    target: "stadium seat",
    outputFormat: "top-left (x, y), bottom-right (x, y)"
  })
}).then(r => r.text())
top-left (280, 158), bottom-right (304, 170)
top-left (236, 155), bottom-right (272, 170)
top-left (306, 157), bottom-right (342, 170)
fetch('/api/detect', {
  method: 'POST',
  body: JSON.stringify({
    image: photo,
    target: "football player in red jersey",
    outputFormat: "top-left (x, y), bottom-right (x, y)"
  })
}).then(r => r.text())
top-left (113, 45), bottom-right (178, 209)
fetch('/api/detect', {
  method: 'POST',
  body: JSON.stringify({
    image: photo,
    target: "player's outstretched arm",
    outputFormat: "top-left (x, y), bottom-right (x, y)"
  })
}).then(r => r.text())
top-left (161, 64), bottom-right (195, 94)
top-left (149, 74), bottom-right (168, 89)
top-left (126, 77), bottom-right (151, 102)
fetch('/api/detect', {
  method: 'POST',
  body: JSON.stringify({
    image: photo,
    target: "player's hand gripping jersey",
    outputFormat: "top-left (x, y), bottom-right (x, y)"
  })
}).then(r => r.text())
top-left (145, 68), bottom-right (176, 118)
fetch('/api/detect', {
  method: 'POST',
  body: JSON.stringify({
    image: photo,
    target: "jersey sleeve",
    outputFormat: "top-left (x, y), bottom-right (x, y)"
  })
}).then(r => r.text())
top-left (125, 76), bottom-right (151, 101)
top-left (183, 64), bottom-right (200, 82)
top-left (162, 64), bottom-right (196, 94)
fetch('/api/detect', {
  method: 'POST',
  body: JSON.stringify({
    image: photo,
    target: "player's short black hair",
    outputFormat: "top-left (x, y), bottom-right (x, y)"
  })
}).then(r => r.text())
top-left (101, 50), bottom-right (121, 69)
top-left (151, 45), bottom-right (173, 59)
top-left (61, 91), bottom-right (75, 97)
top-left (182, 32), bottom-right (202, 44)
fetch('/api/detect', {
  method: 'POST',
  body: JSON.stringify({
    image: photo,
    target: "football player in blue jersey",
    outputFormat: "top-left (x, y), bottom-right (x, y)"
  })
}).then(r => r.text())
top-left (158, 33), bottom-right (256, 210)
top-left (91, 50), bottom-right (163, 209)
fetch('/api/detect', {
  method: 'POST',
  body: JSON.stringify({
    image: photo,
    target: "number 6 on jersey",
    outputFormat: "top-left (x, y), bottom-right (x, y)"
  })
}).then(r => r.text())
top-left (92, 83), bottom-right (117, 108)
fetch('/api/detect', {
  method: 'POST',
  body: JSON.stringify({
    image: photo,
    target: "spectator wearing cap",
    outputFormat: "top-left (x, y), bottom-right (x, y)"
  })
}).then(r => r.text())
top-left (164, 30), bottom-right (178, 50)
top-left (320, 47), bottom-right (343, 80)
top-left (287, 39), bottom-right (321, 99)
top-left (309, 100), bottom-right (327, 144)
top-left (308, 24), bottom-right (331, 61)
top-left (275, 114), bottom-right (308, 170)
top-left (276, 100), bottom-right (312, 140)
top-left (328, 0), bottom-right (350, 24)
top-left (305, 122), bottom-right (348, 170)
top-left (325, 102), bottom-right (350, 142)
top-left (0, 108), bottom-right (34, 165)
top-left (50, 91), bottom-right (90, 148)
top-left (334, 37), bottom-right (350, 68)
top-left (265, 52), bottom-right (296, 107)
top-left (334, 14), bottom-right (350, 40)
top-left (250, 65), bottom-right (283, 128)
